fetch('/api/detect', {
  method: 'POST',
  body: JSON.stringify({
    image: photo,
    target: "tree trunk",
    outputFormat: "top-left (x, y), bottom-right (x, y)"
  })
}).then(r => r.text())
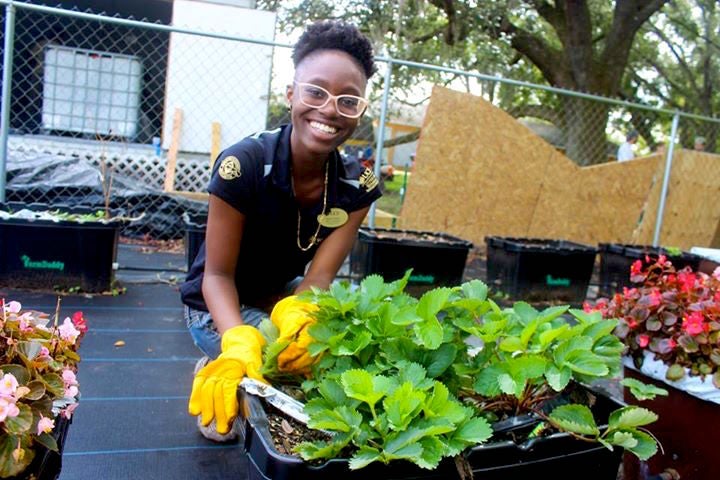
top-left (561, 97), bottom-right (611, 166)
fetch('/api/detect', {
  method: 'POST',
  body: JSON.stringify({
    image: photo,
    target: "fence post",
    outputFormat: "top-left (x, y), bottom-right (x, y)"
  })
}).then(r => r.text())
top-left (652, 112), bottom-right (680, 247)
top-left (368, 59), bottom-right (393, 229)
top-left (0, 0), bottom-right (16, 203)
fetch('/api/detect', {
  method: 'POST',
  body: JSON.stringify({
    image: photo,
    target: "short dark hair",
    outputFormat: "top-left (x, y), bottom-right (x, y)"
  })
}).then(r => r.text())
top-left (627, 130), bottom-right (639, 141)
top-left (293, 20), bottom-right (376, 79)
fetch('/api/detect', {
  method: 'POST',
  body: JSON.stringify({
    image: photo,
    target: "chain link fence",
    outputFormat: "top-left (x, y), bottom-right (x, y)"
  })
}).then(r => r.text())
top-left (1, 1), bottom-right (718, 243)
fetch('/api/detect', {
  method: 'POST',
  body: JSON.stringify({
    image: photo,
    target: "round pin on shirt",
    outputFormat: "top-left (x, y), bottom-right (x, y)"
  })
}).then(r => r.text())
top-left (317, 208), bottom-right (348, 228)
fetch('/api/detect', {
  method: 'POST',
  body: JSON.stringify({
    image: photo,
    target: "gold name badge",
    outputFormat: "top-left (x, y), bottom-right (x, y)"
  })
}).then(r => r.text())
top-left (317, 208), bottom-right (349, 228)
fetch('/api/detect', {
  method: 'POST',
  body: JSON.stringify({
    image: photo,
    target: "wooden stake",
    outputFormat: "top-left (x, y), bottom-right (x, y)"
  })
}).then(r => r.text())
top-left (163, 108), bottom-right (183, 192)
top-left (210, 122), bottom-right (221, 169)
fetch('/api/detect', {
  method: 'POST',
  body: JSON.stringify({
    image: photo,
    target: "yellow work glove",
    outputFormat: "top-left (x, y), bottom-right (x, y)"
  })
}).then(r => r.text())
top-left (188, 325), bottom-right (266, 435)
top-left (270, 295), bottom-right (320, 375)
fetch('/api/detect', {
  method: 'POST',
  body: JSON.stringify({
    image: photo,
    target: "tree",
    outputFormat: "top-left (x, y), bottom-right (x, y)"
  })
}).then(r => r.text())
top-left (261, 1), bottom-right (669, 165)
top-left (626, 0), bottom-right (719, 152)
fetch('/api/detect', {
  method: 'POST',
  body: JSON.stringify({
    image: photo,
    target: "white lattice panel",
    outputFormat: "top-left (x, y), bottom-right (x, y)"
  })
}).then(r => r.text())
top-left (8, 135), bottom-right (211, 192)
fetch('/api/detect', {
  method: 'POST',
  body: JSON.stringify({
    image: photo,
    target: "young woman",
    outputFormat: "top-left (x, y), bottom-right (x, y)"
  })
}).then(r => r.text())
top-left (181, 20), bottom-right (380, 441)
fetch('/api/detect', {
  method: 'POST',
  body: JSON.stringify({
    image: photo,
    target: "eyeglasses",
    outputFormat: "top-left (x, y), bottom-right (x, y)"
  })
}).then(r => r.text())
top-left (293, 82), bottom-right (368, 119)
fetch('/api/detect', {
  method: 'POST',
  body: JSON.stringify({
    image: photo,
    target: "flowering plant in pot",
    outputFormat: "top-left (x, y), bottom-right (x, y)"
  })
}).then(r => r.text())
top-left (0, 300), bottom-right (87, 479)
top-left (592, 255), bottom-right (720, 394)
top-left (590, 256), bottom-right (720, 480)
top-left (245, 273), bottom-right (660, 478)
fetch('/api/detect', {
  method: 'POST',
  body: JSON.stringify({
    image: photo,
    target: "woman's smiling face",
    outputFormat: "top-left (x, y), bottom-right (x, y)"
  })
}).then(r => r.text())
top-left (287, 49), bottom-right (368, 157)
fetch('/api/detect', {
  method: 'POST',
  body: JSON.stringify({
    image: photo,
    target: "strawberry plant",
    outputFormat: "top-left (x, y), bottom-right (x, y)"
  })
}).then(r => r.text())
top-left (260, 273), bottom-right (660, 470)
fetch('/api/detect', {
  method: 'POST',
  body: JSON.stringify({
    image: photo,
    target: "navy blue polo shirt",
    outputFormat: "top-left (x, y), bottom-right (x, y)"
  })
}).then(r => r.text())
top-left (180, 124), bottom-right (382, 311)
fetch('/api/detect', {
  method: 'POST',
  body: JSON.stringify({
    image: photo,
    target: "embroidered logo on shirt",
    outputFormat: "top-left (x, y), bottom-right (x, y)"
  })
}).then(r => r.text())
top-left (218, 156), bottom-right (242, 180)
top-left (359, 168), bottom-right (379, 191)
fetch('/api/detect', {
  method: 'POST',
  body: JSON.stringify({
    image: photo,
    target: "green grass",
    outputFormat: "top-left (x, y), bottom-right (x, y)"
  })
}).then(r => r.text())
top-left (375, 172), bottom-right (408, 216)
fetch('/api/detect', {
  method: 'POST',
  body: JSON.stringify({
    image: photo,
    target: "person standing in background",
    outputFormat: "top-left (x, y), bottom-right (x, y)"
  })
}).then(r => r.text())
top-left (617, 130), bottom-right (639, 162)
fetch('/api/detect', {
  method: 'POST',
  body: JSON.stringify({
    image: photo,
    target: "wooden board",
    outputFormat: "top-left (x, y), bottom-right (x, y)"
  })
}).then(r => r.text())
top-left (163, 108), bottom-right (184, 192)
top-left (399, 86), bottom-right (720, 249)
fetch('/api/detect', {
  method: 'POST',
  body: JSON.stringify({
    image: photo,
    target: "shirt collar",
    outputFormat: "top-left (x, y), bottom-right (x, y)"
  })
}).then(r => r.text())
top-left (270, 124), bottom-right (345, 208)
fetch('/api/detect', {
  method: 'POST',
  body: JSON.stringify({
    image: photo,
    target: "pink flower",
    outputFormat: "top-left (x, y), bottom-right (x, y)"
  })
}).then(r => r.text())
top-left (71, 311), bottom-right (88, 334)
top-left (625, 317), bottom-right (638, 329)
top-left (64, 385), bottom-right (79, 399)
top-left (18, 317), bottom-right (34, 333)
top-left (58, 318), bottom-right (80, 344)
top-left (37, 416), bottom-right (55, 435)
top-left (630, 260), bottom-right (643, 276)
top-left (667, 338), bottom-right (677, 349)
top-left (0, 398), bottom-right (20, 422)
top-left (677, 272), bottom-right (697, 293)
top-left (3, 301), bottom-right (21, 313)
top-left (657, 254), bottom-right (667, 266)
top-left (682, 311), bottom-right (706, 336)
top-left (0, 374), bottom-right (18, 397)
top-left (60, 402), bottom-right (79, 420)
top-left (648, 289), bottom-right (662, 307)
top-left (637, 334), bottom-right (650, 348)
top-left (39, 346), bottom-right (50, 358)
top-left (62, 369), bottom-right (77, 387)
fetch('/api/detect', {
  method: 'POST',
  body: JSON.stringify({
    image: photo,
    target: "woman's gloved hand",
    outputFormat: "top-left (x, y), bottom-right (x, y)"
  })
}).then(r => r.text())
top-left (270, 295), bottom-right (320, 375)
top-left (188, 325), bottom-right (266, 434)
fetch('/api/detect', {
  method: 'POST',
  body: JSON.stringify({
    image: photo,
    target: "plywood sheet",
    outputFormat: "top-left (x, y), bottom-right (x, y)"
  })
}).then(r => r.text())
top-left (400, 86), bottom-right (559, 242)
top-left (399, 86), bottom-right (720, 249)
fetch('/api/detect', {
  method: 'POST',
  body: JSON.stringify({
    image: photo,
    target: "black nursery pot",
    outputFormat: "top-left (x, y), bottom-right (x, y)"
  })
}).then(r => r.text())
top-left (0, 214), bottom-right (121, 292)
top-left (485, 237), bottom-right (597, 303)
top-left (350, 227), bottom-right (473, 296)
top-left (597, 243), bottom-right (704, 297)
top-left (7, 416), bottom-right (72, 480)
top-left (238, 387), bottom-right (622, 480)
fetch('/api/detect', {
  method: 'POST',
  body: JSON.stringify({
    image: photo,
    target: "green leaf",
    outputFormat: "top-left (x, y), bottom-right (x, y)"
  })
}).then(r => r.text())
top-left (390, 305), bottom-right (421, 326)
top-left (499, 336), bottom-right (524, 352)
top-left (296, 433), bottom-right (354, 461)
top-left (461, 280), bottom-right (488, 301)
top-left (537, 305), bottom-right (570, 323)
top-left (42, 372), bottom-right (66, 397)
top-left (621, 378), bottom-right (669, 401)
top-left (509, 355), bottom-right (547, 379)
top-left (608, 406), bottom-right (658, 430)
top-left (397, 362), bottom-right (433, 390)
top-left (620, 429), bottom-right (658, 461)
top-left (416, 437), bottom-right (445, 470)
top-left (554, 336), bottom-right (593, 365)
top-left (592, 335), bottom-right (625, 357)
top-left (538, 324), bottom-right (570, 349)
top-left (257, 318), bottom-right (279, 345)
top-left (423, 382), bottom-right (467, 423)
top-left (424, 343), bottom-right (457, 378)
top-left (17, 341), bottom-right (43, 361)
top-left (360, 275), bottom-right (386, 300)
top-left (383, 442), bottom-right (424, 463)
top-left (414, 316), bottom-right (444, 350)
top-left (452, 416), bottom-right (493, 444)
top-left (579, 319), bottom-right (619, 341)
top-left (341, 370), bottom-right (388, 409)
top-left (348, 446), bottom-right (382, 470)
top-left (545, 364), bottom-right (572, 391)
top-left (497, 371), bottom-right (525, 397)
top-left (608, 431), bottom-right (638, 449)
top-left (384, 382), bottom-right (425, 431)
top-left (416, 288), bottom-right (452, 320)
top-left (563, 351), bottom-right (609, 377)
top-left (666, 364), bottom-right (686, 381)
top-left (24, 380), bottom-right (47, 401)
top-left (34, 432), bottom-right (59, 452)
top-left (0, 364), bottom-right (30, 384)
top-left (4, 404), bottom-right (33, 434)
top-left (569, 308), bottom-right (602, 324)
top-left (548, 404), bottom-right (599, 436)
top-left (308, 406), bottom-right (363, 433)
top-left (336, 331), bottom-right (372, 356)
top-left (0, 434), bottom-right (34, 477)
top-left (474, 364), bottom-right (504, 396)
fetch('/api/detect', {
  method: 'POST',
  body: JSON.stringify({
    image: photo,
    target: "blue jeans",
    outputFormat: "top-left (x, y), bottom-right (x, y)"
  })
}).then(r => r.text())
top-left (184, 278), bottom-right (303, 359)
